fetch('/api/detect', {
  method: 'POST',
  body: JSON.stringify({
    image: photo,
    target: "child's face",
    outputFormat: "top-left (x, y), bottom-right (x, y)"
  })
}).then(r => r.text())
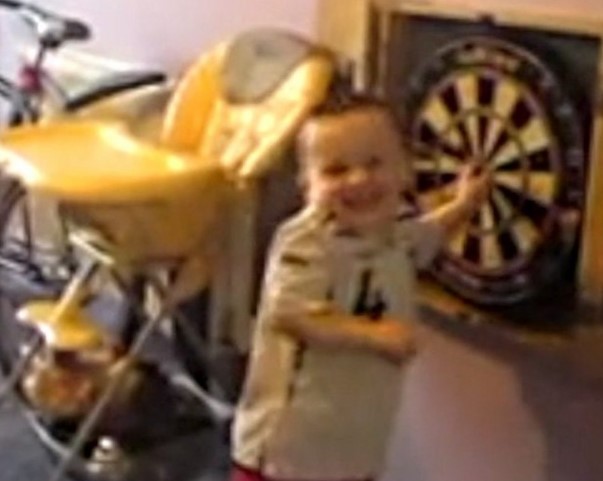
top-left (301, 107), bottom-right (404, 233)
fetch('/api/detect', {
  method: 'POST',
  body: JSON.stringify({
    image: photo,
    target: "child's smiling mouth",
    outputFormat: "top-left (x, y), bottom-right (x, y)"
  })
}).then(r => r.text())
top-left (340, 190), bottom-right (384, 211)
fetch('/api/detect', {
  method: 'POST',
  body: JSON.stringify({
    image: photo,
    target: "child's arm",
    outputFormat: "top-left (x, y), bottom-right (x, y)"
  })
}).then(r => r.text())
top-left (272, 304), bottom-right (416, 364)
top-left (420, 164), bottom-right (491, 237)
top-left (262, 216), bottom-right (415, 364)
top-left (401, 164), bottom-right (490, 269)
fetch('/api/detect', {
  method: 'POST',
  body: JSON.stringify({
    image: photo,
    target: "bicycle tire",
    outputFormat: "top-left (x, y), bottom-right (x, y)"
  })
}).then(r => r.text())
top-left (0, 76), bottom-right (35, 128)
top-left (0, 179), bottom-right (73, 373)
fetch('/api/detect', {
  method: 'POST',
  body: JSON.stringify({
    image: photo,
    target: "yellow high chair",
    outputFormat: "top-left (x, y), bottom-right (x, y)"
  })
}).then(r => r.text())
top-left (0, 29), bottom-right (334, 481)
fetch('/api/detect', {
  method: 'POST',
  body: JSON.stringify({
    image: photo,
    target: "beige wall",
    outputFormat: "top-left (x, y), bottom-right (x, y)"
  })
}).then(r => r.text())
top-left (445, 0), bottom-right (603, 13)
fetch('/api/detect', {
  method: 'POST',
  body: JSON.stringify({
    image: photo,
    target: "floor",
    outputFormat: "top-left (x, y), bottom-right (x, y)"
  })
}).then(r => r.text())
top-left (2, 293), bottom-right (603, 481)
top-left (0, 394), bottom-right (231, 481)
top-left (0, 381), bottom-right (231, 481)
top-left (0, 295), bottom-right (233, 481)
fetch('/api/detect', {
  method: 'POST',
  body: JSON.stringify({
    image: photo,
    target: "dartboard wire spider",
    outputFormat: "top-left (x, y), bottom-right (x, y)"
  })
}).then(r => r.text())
top-left (411, 121), bottom-right (578, 300)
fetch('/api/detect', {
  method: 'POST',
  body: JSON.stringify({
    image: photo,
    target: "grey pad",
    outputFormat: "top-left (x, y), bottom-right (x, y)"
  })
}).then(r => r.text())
top-left (222, 28), bottom-right (316, 103)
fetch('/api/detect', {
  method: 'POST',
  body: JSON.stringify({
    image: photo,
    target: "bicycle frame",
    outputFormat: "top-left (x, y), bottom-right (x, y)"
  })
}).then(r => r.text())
top-left (0, 0), bottom-right (166, 125)
top-left (15, 63), bottom-right (68, 122)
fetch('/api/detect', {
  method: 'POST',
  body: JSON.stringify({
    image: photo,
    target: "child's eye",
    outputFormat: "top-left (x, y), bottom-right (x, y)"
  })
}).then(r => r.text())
top-left (366, 156), bottom-right (382, 169)
top-left (322, 163), bottom-right (348, 177)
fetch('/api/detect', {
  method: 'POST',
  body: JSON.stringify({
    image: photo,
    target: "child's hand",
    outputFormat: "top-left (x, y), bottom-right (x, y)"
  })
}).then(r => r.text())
top-left (455, 163), bottom-right (492, 210)
top-left (369, 319), bottom-right (417, 364)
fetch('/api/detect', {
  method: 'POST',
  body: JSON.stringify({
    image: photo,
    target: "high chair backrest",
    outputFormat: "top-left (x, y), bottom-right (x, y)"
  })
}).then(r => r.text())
top-left (160, 29), bottom-right (335, 180)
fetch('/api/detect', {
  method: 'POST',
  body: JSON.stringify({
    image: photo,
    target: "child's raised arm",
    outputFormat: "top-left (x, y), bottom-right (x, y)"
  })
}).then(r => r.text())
top-left (420, 163), bottom-right (491, 237)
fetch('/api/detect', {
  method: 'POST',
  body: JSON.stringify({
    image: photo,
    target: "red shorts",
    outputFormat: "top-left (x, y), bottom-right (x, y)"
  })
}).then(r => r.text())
top-left (229, 463), bottom-right (373, 481)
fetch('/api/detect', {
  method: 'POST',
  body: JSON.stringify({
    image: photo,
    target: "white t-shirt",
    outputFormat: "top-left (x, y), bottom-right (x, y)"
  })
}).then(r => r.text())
top-left (232, 206), bottom-right (443, 480)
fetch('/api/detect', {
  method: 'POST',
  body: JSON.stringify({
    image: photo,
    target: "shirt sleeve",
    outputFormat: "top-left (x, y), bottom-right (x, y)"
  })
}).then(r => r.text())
top-left (405, 215), bottom-right (446, 269)
top-left (259, 220), bottom-right (331, 323)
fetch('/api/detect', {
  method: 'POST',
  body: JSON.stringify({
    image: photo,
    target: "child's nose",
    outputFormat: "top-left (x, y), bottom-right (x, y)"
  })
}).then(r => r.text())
top-left (346, 167), bottom-right (370, 185)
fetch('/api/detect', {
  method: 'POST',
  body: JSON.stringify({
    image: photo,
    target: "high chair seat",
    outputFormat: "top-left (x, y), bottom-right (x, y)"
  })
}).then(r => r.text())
top-left (161, 30), bottom-right (334, 180)
top-left (0, 28), bottom-right (335, 264)
top-left (0, 121), bottom-right (223, 204)
top-left (222, 28), bottom-right (318, 103)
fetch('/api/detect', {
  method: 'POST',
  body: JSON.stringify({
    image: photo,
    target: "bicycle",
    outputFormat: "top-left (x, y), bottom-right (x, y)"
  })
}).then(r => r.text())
top-left (0, 0), bottom-right (167, 128)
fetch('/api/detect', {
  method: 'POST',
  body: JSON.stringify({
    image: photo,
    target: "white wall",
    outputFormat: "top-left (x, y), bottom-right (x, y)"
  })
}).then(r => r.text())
top-left (24, 0), bottom-right (319, 73)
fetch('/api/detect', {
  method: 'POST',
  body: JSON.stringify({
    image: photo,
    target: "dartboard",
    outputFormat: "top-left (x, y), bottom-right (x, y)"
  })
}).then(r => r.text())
top-left (405, 36), bottom-right (585, 305)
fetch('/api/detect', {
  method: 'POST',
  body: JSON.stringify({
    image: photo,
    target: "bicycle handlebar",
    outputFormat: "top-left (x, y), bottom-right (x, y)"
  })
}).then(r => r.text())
top-left (0, 0), bottom-right (91, 48)
top-left (0, 0), bottom-right (21, 9)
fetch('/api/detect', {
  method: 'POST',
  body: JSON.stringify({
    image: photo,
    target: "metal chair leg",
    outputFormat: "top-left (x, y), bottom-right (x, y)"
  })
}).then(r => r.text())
top-left (1, 256), bottom-right (99, 404)
top-left (47, 282), bottom-right (169, 481)
top-left (0, 333), bottom-right (42, 402)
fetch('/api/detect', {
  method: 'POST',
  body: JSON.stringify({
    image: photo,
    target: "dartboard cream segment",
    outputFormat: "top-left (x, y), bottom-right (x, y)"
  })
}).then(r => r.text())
top-left (491, 117), bottom-right (551, 167)
top-left (414, 155), bottom-right (459, 173)
top-left (455, 73), bottom-right (481, 155)
top-left (480, 204), bottom-right (504, 269)
top-left (527, 172), bottom-right (557, 204)
top-left (495, 171), bottom-right (556, 204)
top-left (510, 217), bottom-right (540, 253)
top-left (448, 228), bottom-right (467, 257)
top-left (482, 233), bottom-right (505, 268)
top-left (484, 77), bottom-right (522, 154)
top-left (492, 189), bottom-right (540, 254)
top-left (421, 95), bottom-right (464, 148)
top-left (492, 190), bottom-right (514, 222)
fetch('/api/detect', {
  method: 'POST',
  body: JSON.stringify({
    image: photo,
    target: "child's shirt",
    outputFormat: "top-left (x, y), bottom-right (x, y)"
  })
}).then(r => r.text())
top-left (232, 205), bottom-right (443, 480)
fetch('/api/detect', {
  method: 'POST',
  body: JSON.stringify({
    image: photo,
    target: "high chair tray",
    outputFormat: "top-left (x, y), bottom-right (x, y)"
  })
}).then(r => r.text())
top-left (0, 121), bottom-right (222, 203)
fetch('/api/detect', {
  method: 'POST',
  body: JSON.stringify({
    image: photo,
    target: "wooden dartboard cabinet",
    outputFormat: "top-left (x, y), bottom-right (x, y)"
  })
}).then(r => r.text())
top-left (317, 0), bottom-right (603, 327)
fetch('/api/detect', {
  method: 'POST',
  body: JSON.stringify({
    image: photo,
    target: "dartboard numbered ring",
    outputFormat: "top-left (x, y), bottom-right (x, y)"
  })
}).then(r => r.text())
top-left (406, 36), bottom-right (585, 305)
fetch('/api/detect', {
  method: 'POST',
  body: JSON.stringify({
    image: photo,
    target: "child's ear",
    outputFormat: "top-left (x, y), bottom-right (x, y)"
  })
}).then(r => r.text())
top-left (297, 171), bottom-right (320, 205)
top-left (296, 170), bottom-right (308, 194)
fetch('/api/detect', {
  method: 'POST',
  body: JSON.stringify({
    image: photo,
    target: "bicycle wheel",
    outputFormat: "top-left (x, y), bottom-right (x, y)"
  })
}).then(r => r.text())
top-left (0, 179), bottom-right (73, 374)
top-left (0, 77), bottom-right (35, 128)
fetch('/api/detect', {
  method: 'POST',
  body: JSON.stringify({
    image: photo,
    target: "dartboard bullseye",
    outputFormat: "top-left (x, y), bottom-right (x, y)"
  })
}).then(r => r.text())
top-left (406, 36), bottom-right (585, 305)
